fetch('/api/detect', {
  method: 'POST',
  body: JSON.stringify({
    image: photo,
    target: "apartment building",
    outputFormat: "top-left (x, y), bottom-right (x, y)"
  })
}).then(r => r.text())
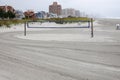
top-left (62, 8), bottom-right (80, 17)
top-left (49, 2), bottom-right (62, 16)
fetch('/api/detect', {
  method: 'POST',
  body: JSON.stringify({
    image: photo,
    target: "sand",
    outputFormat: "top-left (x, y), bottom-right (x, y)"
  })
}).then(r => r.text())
top-left (0, 18), bottom-right (120, 80)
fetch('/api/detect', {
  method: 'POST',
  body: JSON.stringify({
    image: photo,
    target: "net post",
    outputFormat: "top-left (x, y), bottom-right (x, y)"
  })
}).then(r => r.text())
top-left (91, 18), bottom-right (94, 38)
top-left (24, 22), bottom-right (26, 36)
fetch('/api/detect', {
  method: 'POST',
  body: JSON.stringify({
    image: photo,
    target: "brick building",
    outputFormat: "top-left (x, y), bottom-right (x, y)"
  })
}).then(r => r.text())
top-left (49, 2), bottom-right (62, 16)
top-left (24, 10), bottom-right (35, 19)
top-left (0, 5), bottom-right (15, 12)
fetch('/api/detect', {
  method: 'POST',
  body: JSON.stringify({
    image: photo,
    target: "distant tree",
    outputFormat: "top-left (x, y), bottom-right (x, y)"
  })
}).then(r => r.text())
top-left (0, 9), bottom-right (5, 19)
top-left (7, 11), bottom-right (15, 19)
top-left (0, 9), bottom-right (15, 19)
top-left (67, 15), bottom-right (74, 18)
top-left (4, 12), bottom-right (9, 18)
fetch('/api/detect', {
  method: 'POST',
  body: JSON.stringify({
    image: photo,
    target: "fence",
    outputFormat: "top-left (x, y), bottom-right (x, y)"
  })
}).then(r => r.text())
top-left (24, 18), bottom-right (94, 37)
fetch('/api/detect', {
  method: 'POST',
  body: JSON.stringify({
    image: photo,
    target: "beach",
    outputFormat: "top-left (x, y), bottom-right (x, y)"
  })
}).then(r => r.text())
top-left (0, 18), bottom-right (120, 80)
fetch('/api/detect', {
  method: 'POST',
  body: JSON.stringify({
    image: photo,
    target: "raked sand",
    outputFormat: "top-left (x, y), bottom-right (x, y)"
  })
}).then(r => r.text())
top-left (14, 19), bottom-right (120, 42)
top-left (16, 33), bottom-right (114, 42)
top-left (0, 18), bottom-right (120, 80)
top-left (0, 19), bottom-right (118, 42)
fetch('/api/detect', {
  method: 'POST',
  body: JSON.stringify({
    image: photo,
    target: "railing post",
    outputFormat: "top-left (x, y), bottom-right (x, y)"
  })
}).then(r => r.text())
top-left (24, 22), bottom-right (26, 36)
top-left (91, 18), bottom-right (94, 38)
top-left (88, 21), bottom-right (90, 28)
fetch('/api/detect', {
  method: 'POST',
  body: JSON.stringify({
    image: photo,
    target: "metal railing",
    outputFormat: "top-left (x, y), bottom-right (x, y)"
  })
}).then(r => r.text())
top-left (24, 18), bottom-right (94, 37)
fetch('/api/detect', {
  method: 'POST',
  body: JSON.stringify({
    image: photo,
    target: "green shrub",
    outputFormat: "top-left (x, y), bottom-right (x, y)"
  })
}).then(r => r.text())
top-left (0, 19), bottom-right (27, 27)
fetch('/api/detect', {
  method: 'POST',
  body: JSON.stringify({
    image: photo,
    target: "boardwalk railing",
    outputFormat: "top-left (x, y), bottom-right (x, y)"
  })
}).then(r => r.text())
top-left (24, 18), bottom-right (94, 37)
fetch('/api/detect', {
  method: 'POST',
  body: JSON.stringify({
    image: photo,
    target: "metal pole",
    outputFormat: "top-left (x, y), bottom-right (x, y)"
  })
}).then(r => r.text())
top-left (88, 21), bottom-right (90, 28)
top-left (91, 18), bottom-right (94, 38)
top-left (24, 22), bottom-right (26, 36)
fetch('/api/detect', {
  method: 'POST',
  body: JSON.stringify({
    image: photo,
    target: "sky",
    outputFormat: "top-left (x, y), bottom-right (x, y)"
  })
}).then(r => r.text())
top-left (0, 0), bottom-right (120, 18)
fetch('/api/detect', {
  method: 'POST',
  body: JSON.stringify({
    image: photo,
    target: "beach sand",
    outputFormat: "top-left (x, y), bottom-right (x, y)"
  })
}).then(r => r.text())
top-left (0, 18), bottom-right (120, 80)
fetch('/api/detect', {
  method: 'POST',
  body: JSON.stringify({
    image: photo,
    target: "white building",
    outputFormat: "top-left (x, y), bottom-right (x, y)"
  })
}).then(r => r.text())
top-left (62, 8), bottom-right (75, 17)
top-left (15, 10), bottom-right (25, 19)
top-left (62, 8), bottom-right (80, 17)
top-left (35, 11), bottom-right (46, 19)
top-left (75, 10), bottom-right (80, 17)
top-left (47, 13), bottom-right (58, 18)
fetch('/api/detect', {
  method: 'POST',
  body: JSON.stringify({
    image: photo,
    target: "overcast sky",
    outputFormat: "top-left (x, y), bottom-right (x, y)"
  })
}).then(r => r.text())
top-left (0, 0), bottom-right (120, 18)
